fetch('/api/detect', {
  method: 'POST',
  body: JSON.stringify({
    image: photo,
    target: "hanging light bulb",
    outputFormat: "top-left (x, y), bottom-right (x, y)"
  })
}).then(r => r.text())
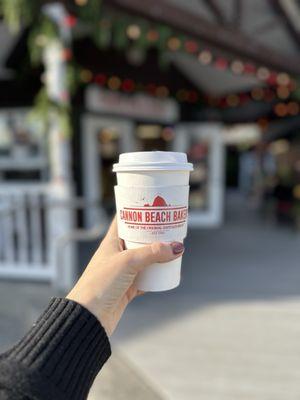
top-left (230, 60), bottom-right (244, 74)
top-left (80, 69), bottom-right (93, 83)
top-left (146, 29), bottom-right (159, 42)
top-left (243, 63), bottom-right (256, 74)
top-left (274, 103), bottom-right (288, 117)
top-left (198, 50), bottom-right (212, 65)
top-left (167, 37), bottom-right (181, 51)
top-left (256, 67), bottom-right (270, 80)
top-left (214, 57), bottom-right (228, 70)
top-left (184, 40), bottom-right (198, 53)
top-left (95, 74), bottom-right (107, 85)
top-left (107, 76), bottom-right (121, 90)
top-left (155, 86), bottom-right (169, 97)
top-left (277, 85), bottom-right (290, 99)
top-left (276, 72), bottom-right (290, 86)
top-left (287, 101), bottom-right (299, 116)
top-left (121, 79), bottom-right (135, 92)
top-left (126, 24), bottom-right (141, 40)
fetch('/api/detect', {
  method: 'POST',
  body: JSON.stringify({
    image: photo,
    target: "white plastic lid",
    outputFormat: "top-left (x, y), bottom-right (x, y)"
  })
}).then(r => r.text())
top-left (113, 151), bottom-right (193, 172)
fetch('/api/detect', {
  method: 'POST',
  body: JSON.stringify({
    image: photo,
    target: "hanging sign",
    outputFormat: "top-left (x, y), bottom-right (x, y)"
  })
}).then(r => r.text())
top-left (86, 86), bottom-right (179, 123)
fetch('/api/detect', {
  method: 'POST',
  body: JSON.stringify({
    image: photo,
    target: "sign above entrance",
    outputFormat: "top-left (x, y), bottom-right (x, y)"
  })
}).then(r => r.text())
top-left (86, 86), bottom-right (179, 123)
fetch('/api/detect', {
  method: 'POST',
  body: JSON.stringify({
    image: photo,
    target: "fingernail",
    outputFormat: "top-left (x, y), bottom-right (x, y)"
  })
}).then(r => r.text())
top-left (171, 242), bottom-right (184, 255)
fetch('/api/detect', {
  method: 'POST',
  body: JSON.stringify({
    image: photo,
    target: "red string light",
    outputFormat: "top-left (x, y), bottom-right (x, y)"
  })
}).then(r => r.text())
top-left (121, 78), bottom-right (135, 92)
top-left (95, 73), bottom-right (107, 85)
top-left (214, 57), bottom-right (228, 70)
top-left (184, 40), bottom-right (198, 54)
top-left (64, 15), bottom-right (77, 28)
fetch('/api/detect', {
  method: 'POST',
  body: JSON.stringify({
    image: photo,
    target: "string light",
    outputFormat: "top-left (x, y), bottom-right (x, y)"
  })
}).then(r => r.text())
top-left (184, 40), bottom-right (198, 53)
top-left (86, 20), bottom-right (297, 97)
top-left (64, 14), bottom-right (77, 27)
top-left (214, 57), bottom-right (228, 70)
top-left (95, 73), bottom-right (107, 85)
top-left (167, 37), bottom-right (181, 51)
top-left (155, 86), bottom-right (169, 97)
top-left (79, 66), bottom-right (295, 109)
top-left (287, 101), bottom-right (300, 116)
top-left (256, 67), bottom-right (270, 81)
top-left (126, 24), bottom-right (141, 40)
top-left (274, 102), bottom-right (288, 117)
top-left (121, 78), bottom-right (135, 92)
top-left (276, 72), bottom-right (290, 86)
top-left (107, 76), bottom-right (121, 90)
top-left (80, 69), bottom-right (93, 83)
top-left (146, 29), bottom-right (159, 42)
top-left (61, 48), bottom-right (73, 61)
top-left (231, 60), bottom-right (244, 74)
top-left (198, 50), bottom-right (212, 65)
top-left (267, 72), bottom-right (278, 86)
top-left (161, 127), bottom-right (174, 141)
top-left (243, 63), bottom-right (256, 74)
top-left (276, 85), bottom-right (290, 99)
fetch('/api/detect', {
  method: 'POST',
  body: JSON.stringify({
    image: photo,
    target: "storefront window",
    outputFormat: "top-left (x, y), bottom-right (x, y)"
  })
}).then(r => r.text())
top-left (98, 127), bottom-right (120, 212)
top-left (188, 140), bottom-right (209, 210)
top-left (135, 125), bottom-right (174, 151)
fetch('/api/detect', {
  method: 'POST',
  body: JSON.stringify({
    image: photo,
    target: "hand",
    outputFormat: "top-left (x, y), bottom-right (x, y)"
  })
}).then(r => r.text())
top-left (66, 218), bottom-right (184, 336)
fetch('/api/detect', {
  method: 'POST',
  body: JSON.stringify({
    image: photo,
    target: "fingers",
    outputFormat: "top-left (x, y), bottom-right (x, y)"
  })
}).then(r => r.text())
top-left (121, 241), bottom-right (184, 272)
top-left (105, 217), bottom-right (118, 241)
top-left (99, 217), bottom-right (123, 254)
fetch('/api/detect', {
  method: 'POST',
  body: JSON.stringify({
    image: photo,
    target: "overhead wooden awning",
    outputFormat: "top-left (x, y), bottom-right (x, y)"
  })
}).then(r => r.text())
top-left (109, 0), bottom-right (300, 75)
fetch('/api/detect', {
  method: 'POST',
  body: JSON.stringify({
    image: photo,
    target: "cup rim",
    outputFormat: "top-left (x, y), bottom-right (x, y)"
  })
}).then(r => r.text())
top-left (113, 162), bottom-right (194, 172)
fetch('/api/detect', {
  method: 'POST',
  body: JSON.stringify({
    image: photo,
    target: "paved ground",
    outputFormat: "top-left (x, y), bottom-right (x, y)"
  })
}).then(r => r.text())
top-left (1, 192), bottom-right (300, 399)
top-left (112, 192), bottom-right (300, 400)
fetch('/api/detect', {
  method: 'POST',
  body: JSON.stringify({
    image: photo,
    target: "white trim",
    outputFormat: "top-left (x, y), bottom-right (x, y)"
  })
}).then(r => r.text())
top-left (176, 123), bottom-right (225, 228)
top-left (81, 115), bottom-right (135, 228)
top-left (0, 265), bottom-right (55, 280)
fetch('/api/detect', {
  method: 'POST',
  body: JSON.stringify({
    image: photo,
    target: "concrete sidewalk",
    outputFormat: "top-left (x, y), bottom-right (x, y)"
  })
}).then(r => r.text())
top-left (112, 193), bottom-right (300, 400)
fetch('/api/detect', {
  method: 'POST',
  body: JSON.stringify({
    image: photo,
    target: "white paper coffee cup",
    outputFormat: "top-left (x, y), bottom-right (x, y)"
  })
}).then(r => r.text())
top-left (113, 151), bottom-right (193, 292)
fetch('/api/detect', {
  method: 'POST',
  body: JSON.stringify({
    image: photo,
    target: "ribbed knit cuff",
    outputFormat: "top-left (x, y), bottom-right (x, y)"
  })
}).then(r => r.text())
top-left (4, 297), bottom-right (111, 400)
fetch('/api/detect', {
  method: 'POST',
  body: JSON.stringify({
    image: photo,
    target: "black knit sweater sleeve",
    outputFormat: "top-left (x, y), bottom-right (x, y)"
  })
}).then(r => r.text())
top-left (0, 297), bottom-right (111, 400)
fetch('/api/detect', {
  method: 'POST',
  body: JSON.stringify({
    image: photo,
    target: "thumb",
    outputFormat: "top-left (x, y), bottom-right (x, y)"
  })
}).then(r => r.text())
top-left (122, 242), bottom-right (184, 272)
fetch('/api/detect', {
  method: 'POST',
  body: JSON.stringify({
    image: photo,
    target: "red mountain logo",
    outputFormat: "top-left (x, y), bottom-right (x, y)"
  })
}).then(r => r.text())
top-left (144, 196), bottom-right (169, 207)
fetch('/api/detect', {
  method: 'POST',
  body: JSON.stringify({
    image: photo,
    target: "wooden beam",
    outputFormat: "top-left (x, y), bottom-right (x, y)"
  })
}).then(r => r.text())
top-left (109, 0), bottom-right (300, 75)
top-left (232, 0), bottom-right (242, 27)
top-left (251, 17), bottom-right (280, 35)
top-left (272, 0), bottom-right (300, 47)
top-left (205, 0), bottom-right (227, 25)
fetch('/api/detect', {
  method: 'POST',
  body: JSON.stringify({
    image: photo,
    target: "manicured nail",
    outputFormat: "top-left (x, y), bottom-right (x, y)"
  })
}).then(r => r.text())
top-left (171, 242), bottom-right (184, 255)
